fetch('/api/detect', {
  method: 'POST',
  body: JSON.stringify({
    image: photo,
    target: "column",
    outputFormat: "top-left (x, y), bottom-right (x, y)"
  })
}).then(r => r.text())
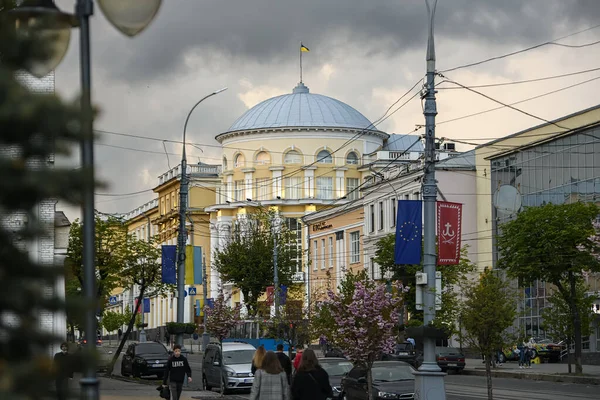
top-left (304, 167), bottom-right (316, 198)
top-left (226, 174), bottom-right (233, 201)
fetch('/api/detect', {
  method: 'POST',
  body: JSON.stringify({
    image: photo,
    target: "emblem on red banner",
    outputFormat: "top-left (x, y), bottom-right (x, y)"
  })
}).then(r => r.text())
top-left (437, 202), bottom-right (462, 265)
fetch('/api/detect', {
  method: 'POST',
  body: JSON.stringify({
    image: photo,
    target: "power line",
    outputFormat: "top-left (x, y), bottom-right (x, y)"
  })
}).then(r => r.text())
top-left (440, 23), bottom-right (600, 73)
top-left (95, 189), bottom-right (154, 197)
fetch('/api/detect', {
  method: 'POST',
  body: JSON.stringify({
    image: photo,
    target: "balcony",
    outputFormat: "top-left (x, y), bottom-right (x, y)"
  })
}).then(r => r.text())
top-left (157, 163), bottom-right (221, 186)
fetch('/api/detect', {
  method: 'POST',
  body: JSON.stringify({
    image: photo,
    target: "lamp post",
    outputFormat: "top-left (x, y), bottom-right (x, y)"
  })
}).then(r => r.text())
top-left (10, 2), bottom-right (162, 400)
top-left (176, 88), bottom-right (227, 347)
top-left (413, 1), bottom-right (446, 399)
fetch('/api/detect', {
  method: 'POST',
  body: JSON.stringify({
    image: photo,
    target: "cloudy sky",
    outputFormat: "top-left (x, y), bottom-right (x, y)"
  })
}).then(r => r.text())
top-left (52, 0), bottom-right (600, 220)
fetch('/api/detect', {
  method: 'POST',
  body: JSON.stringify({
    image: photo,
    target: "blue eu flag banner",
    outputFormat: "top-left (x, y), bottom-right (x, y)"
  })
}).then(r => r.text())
top-left (161, 245), bottom-right (177, 284)
top-left (394, 200), bottom-right (422, 265)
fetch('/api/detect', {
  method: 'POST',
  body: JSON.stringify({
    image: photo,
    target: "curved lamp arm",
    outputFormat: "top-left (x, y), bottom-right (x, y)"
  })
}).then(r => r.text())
top-left (182, 87), bottom-right (228, 159)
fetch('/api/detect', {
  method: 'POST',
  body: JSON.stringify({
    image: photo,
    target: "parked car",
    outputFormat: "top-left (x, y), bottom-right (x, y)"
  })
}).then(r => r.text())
top-left (120, 342), bottom-right (170, 379)
top-left (499, 338), bottom-right (562, 363)
top-left (203, 342), bottom-right (256, 393)
top-left (434, 347), bottom-right (465, 372)
top-left (341, 361), bottom-right (415, 400)
top-left (324, 345), bottom-right (346, 358)
top-left (380, 343), bottom-right (418, 367)
top-left (318, 357), bottom-right (353, 399)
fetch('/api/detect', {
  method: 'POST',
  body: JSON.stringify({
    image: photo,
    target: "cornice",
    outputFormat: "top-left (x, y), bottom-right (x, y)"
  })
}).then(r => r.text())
top-left (215, 126), bottom-right (388, 143)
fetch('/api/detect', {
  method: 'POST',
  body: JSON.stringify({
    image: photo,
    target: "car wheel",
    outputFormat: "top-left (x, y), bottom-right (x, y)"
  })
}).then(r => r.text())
top-left (121, 363), bottom-right (130, 377)
top-left (203, 375), bottom-right (212, 391)
top-left (221, 377), bottom-right (228, 395)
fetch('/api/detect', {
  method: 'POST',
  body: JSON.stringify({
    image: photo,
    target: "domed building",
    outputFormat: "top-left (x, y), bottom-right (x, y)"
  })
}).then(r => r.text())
top-left (206, 82), bottom-right (388, 311)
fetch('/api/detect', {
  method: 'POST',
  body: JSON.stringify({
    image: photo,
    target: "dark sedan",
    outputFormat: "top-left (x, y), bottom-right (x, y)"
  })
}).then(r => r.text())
top-left (380, 343), bottom-right (418, 367)
top-left (121, 342), bottom-right (170, 379)
top-left (341, 361), bottom-right (415, 400)
top-left (319, 358), bottom-right (353, 399)
top-left (435, 347), bottom-right (465, 372)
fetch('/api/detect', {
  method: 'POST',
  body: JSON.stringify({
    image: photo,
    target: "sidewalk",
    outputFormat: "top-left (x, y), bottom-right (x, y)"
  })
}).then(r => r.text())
top-left (463, 358), bottom-right (600, 385)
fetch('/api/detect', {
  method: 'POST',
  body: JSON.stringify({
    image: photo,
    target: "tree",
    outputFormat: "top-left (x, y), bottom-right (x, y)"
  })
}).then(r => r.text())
top-left (108, 236), bottom-right (172, 374)
top-left (204, 291), bottom-right (242, 343)
top-left (101, 311), bottom-right (125, 346)
top-left (374, 234), bottom-right (475, 333)
top-left (461, 268), bottom-right (516, 400)
top-left (496, 202), bottom-right (600, 374)
top-left (263, 301), bottom-right (310, 357)
top-left (318, 271), bottom-right (405, 400)
top-left (541, 279), bottom-right (594, 373)
top-left (212, 209), bottom-right (298, 316)
top-left (0, 7), bottom-right (86, 398)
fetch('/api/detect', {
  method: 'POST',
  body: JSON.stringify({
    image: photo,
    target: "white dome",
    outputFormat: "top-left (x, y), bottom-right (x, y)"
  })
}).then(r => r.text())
top-left (227, 83), bottom-right (375, 132)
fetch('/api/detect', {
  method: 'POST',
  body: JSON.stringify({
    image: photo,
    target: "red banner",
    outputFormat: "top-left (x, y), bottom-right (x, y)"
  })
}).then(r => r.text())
top-left (134, 299), bottom-right (142, 314)
top-left (266, 286), bottom-right (274, 306)
top-left (437, 202), bottom-right (462, 265)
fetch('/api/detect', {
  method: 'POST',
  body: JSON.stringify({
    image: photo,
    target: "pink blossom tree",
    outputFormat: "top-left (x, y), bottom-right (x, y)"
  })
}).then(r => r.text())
top-left (324, 279), bottom-right (406, 400)
top-left (204, 291), bottom-right (242, 343)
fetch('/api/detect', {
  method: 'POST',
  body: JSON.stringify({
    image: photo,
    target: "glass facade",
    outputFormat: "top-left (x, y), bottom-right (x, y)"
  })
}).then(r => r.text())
top-left (490, 127), bottom-right (600, 341)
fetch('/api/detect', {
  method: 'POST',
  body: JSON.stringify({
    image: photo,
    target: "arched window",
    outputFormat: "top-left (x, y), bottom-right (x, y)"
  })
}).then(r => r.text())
top-left (234, 153), bottom-right (245, 168)
top-left (317, 149), bottom-right (332, 164)
top-left (284, 150), bottom-right (302, 164)
top-left (346, 151), bottom-right (359, 165)
top-left (255, 151), bottom-right (271, 165)
top-left (223, 156), bottom-right (228, 170)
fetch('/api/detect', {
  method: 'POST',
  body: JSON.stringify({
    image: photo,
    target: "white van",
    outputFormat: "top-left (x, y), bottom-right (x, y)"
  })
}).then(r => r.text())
top-left (202, 342), bottom-right (256, 392)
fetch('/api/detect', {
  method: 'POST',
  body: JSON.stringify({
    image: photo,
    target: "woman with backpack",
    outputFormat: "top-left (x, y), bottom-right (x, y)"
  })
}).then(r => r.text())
top-left (291, 349), bottom-right (333, 400)
top-left (249, 351), bottom-right (290, 400)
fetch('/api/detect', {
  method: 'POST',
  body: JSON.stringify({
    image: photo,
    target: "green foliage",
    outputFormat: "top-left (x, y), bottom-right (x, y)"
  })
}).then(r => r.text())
top-left (541, 279), bottom-right (594, 343)
top-left (0, 7), bottom-right (85, 398)
top-left (212, 209), bottom-right (298, 316)
top-left (102, 311), bottom-right (124, 334)
top-left (166, 322), bottom-right (197, 334)
top-left (374, 234), bottom-right (475, 333)
top-left (461, 269), bottom-right (516, 370)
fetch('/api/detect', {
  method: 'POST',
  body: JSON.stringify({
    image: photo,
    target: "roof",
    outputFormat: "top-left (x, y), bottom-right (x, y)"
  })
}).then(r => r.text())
top-left (384, 134), bottom-right (424, 152)
top-left (54, 211), bottom-right (70, 227)
top-left (225, 83), bottom-right (376, 133)
top-left (218, 342), bottom-right (256, 351)
top-left (436, 150), bottom-right (476, 170)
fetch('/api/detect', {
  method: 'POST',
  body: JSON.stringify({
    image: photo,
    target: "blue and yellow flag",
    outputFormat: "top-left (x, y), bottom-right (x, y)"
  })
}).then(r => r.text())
top-left (184, 245), bottom-right (203, 285)
top-left (300, 43), bottom-right (310, 52)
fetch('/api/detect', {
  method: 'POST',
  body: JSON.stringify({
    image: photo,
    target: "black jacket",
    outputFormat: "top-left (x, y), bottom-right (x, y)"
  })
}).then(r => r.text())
top-left (53, 352), bottom-right (73, 380)
top-left (163, 355), bottom-right (192, 384)
top-left (276, 352), bottom-right (292, 382)
top-left (291, 366), bottom-right (333, 400)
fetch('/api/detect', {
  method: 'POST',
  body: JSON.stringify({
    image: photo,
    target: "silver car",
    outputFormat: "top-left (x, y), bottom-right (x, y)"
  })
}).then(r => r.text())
top-left (203, 342), bottom-right (256, 392)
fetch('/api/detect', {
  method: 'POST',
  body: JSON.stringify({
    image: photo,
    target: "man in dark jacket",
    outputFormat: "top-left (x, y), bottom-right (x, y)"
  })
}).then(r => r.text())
top-left (162, 344), bottom-right (192, 400)
top-left (276, 344), bottom-right (292, 383)
top-left (53, 342), bottom-right (73, 400)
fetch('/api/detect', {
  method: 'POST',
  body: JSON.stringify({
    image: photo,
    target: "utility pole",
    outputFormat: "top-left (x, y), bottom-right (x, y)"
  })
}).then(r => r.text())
top-left (202, 254), bottom-right (210, 352)
top-left (273, 218), bottom-right (280, 318)
top-left (414, 1), bottom-right (446, 399)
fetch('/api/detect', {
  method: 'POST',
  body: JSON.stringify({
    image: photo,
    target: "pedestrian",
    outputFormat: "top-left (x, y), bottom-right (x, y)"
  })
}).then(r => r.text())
top-left (252, 345), bottom-right (266, 375)
top-left (525, 343), bottom-right (533, 369)
top-left (276, 343), bottom-right (292, 384)
top-left (249, 351), bottom-right (290, 400)
top-left (293, 344), bottom-right (304, 371)
top-left (517, 343), bottom-right (525, 369)
top-left (291, 349), bottom-right (333, 400)
top-left (53, 342), bottom-right (73, 400)
top-left (162, 344), bottom-right (192, 400)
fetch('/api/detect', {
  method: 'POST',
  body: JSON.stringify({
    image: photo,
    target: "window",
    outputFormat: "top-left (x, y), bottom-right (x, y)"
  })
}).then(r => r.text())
top-left (369, 205), bottom-right (375, 233)
top-left (328, 237), bottom-right (334, 268)
top-left (234, 153), bottom-right (245, 168)
top-left (223, 156), bottom-right (228, 170)
top-left (285, 177), bottom-right (302, 199)
top-left (404, 194), bottom-right (410, 201)
top-left (391, 198), bottom-right (397, 227)
top-left (313, 240), bottom-right (318, 271)
top-left (284, 150), bottom-right (302, 164)
top-left (317, 149), bottom-right (332, 163)
top-left (378, 201), bottom-right (384, 230)
top-left (321, 239), bottom-right (326, 269)
top-left (346, 178), bottom-right (359, 201)
top-left (255, 151), bottom-right (270, 165)
top-left (316, 177), bottom-right (333, 199)
top-left (285, 218), bottom-right (303, 272)
top-left (234, 180), bottom-right (243, 201)
top-left (255, 178), bottom-right (270, 201)
top-left (346, 151), bottom-right (359, 165)
top-left (350, 231), bottom-right (360, 264)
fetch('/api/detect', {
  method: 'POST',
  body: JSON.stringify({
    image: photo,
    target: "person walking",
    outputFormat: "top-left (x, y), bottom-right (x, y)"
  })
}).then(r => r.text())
top-left (517, 342), bottom-right (526, 369)
top-left (162, 344), bottom-right (192, 400)
top-left (252, 345), bottom-right (267, 375)
top-left (291, 349), bottom-right (333, 400)
top-left (293, 344), bottom-right (304, 371)
top-left (276, 344), bottom-right (292, 383)
top-left (524, 343), bottom-right (533, 369)
top-left (53, 342), bottom-right (73, 400)
top-left (249, 351), bottom-right (290, 400)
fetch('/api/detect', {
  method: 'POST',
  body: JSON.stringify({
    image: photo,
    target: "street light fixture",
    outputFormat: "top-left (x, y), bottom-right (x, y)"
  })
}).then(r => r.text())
top-left (9, 1), bottom-right (162, 400)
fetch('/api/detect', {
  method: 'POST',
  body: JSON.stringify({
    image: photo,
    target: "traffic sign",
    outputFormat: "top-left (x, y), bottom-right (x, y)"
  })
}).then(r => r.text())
top-left (188, 287), bottom-right (197, 295)
top-left (184, 290), bottom-right (188, 298)
top-left (109, 296), bottom-right (118, 306)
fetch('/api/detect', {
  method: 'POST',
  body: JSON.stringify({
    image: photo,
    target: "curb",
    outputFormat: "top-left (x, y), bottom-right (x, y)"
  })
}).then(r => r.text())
top-left (462, 369), bottom-right (600, 385)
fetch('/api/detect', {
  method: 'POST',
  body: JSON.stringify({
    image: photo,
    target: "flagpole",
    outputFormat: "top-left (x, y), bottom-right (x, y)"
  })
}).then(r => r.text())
top-left (300, 42), bottom-right (303, 83)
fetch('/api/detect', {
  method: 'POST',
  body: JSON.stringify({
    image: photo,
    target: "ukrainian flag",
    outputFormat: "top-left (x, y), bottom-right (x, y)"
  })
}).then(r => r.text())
top-left (300, 44), bottom-right (310, 52)
top-left (184, 245), bottom-right (203, 285)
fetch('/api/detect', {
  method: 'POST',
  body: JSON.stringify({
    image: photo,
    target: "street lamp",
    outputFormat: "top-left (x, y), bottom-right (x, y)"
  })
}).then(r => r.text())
top-left (9, 1), bottom-right (162, 400)
top-left (176, 87), bottom-right (228, 348)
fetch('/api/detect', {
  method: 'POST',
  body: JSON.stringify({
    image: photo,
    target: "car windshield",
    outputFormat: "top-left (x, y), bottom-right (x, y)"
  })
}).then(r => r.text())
top-left (371, 365), bottom-right (414, 382)
top-left (223, 350), bottom-right (255, 365)
top-left (137, 343), bottom-right (168, 356)
top-left (436, 347), bottom-right (461, 355)
top-left (320, 361), bottom-right (353, 376)
top-left (395, 344), bottom-right (413, 352)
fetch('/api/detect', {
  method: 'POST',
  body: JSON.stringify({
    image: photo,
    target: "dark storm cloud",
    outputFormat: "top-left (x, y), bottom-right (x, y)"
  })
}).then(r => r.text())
top-left (83, 0), bottom-right (596, 84)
